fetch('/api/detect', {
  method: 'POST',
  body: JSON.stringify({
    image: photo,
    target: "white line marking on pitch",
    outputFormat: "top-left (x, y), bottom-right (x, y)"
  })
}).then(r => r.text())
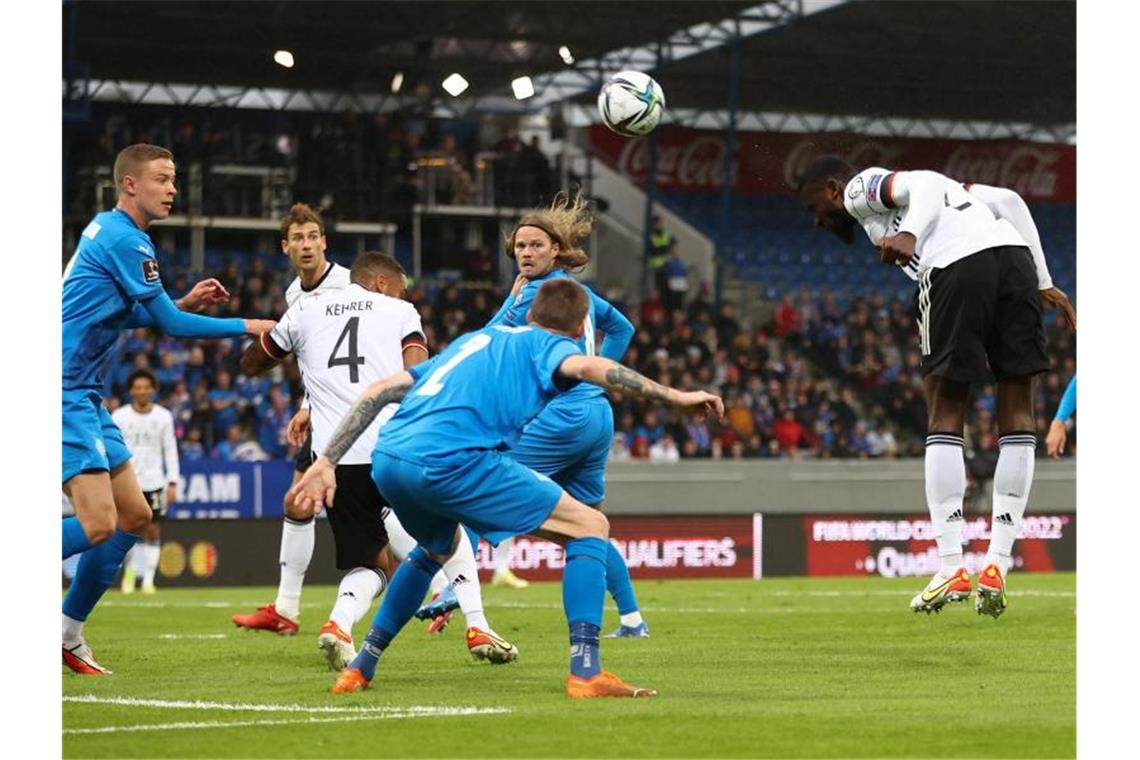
top-left (158, 633), bottom-right (227, 640)
top-left (63, 710), bottom-right (505, 736)
top-left (63, 695), bottom-right (509, 715)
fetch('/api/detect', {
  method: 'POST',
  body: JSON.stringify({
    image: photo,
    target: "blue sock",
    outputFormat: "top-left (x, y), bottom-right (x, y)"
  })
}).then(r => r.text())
top-left (564, 537), bottom-right (608, 678)
top-left (463, 525), bottom-right (480, 554)
top-left (62, 529), bottom-right (138, 622)
top-left (349, 546), bottom-right (441, 681)
top-left (605, 540), bottom-right (640, 615)
top-left (62, 517), bottom-right (92, 560)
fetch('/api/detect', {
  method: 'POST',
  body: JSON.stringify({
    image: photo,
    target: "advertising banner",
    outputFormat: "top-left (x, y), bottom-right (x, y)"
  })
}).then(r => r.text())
top-left (136, 515), bottom-right (763, 587)
top-left (761, 513), bottom-right (1076, 578)
top-left (167, 460), bottom-right (294, 520)
top-left (589, 125), bottom-right (1076, 202)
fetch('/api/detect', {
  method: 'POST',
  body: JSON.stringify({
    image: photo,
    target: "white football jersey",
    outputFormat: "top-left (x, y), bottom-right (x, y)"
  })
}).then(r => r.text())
top-left (264, 283), bottom-right (426, 465)
top-left (844, 168), bottom-right (1026, 281)
top-left (285, 261), bottom-right (352, 308)
top-left (111, 403), bottom-right (180, 492)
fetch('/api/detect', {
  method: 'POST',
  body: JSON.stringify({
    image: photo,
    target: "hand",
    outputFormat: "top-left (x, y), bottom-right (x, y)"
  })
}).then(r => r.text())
top-left (878, 233), bottom-right (917, 267)
top-left (286, 408), bottom-right (311, 447)
top-left (674, 390), bottom-right (725, 421)
top-left (510, 273), bottom-right (529, 296)
top-left (243, 319), bottom-right (277, 337)
top-left (177, 278), bottom-right (231, 313)
top-left (1045, 419), bottom-right (1068, 459)
top-left (288, 456), bottom-right (337, 514)
top-left (1040, 287), bottom-right (1076, 331)
top-left (166, 483), bottom-right (178, 506)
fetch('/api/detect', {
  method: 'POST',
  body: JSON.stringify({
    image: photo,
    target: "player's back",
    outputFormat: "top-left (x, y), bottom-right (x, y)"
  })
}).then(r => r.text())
top-left (378, 325), bottom-right (580, 463)
top-left (843, 167), bottom-right (1025, 280)
top-left (273, 283), bottom-right (423, 463)
top-left (63, 209), bottom-right (163, 391)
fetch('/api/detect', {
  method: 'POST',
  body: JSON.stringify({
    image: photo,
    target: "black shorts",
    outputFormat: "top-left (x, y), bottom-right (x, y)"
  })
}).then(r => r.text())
top-left (294, 431), bottom-right (313, 473)
top-left (326, 463), bottom-right (391, 570)
top-left (915, 245), bottom-right (1048, 384)
top-left (143, 488), bottom-right (168, 522)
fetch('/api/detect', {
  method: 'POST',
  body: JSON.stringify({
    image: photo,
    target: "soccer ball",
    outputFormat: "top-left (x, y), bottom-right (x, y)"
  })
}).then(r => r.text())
top-left (597, 71), bottom-right (666, 137)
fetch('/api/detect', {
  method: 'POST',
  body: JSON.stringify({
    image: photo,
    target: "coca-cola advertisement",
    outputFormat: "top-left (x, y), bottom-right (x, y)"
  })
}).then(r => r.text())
top-left (589, 125), bottom-right (1076, 202)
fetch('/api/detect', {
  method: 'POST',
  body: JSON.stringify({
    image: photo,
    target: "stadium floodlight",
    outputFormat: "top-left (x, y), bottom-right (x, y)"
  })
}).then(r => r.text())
top-left (273, 50), bottom-right (295, 69)
top-left (559, 46), bottom-right (574, 65)
top-left (441, 73), bottom-right (469, 97)
top-left (391, 72), bottom-right (404, 94)
top-left (511, 76), bottom-right (535, 100)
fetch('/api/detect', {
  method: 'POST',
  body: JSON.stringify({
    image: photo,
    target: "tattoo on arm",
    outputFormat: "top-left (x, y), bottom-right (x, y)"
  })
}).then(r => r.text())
top-left (322, 380), bottom-right (412, 464)
top-left (603, 365), bottom-right (672, 402)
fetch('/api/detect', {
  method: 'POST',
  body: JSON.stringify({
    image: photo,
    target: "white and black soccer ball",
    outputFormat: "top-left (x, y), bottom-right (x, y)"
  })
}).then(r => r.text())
top-left (597, 70), bottom-right (665, 137)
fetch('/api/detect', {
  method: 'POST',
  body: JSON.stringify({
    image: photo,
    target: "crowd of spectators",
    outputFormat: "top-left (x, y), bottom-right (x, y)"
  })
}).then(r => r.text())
top-left (104, 247), bottom-right (1075, 465)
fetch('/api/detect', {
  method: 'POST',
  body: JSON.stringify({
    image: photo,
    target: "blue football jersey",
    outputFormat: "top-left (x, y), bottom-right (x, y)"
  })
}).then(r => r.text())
top-left (488, 270), bottom-right (633, 402)
top-left (377, 325), bottom-right (581, 462)
top-left (62, 209), bottom-right (165, 392)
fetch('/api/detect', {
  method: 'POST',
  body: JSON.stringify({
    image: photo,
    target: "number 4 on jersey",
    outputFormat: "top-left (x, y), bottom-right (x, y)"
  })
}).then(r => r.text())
top-left (328, 317), bottom-right (365, 383)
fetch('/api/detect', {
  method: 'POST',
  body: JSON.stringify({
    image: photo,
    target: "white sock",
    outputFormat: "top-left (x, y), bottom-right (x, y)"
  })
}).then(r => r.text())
top-left (382, 509), bottom-right (416, 561)
top-left (492, 537), bottom-right (514, 575)
top-left (620, 611), bottom-right (645, 627)
top-left (443, 528), bottom-right (491, 632)
top-left (275, 517), bottom-right (314, 621)
top-left (142, 542), bottom-right (161, 586)
top-left (925, 434), bottom-right (967, 576)
top-left (130, 545), bottom-right (146, 575)
top-left (62, 614), bottom-right (84, 647)
top-left (985, 432), bottom-right (1037, 576)
top-left (328, 567), bottom-right (386, 634)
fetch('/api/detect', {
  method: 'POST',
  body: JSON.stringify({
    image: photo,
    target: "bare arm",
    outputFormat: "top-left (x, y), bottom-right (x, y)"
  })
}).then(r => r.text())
top-left (319, 371), bottom-right (415, 465)
top-left (239, 333), bottom-right (283, 377)
top-left (558, 355), bottom-right (724, 418)
top-left (287, 370), bottom-right (416, 513)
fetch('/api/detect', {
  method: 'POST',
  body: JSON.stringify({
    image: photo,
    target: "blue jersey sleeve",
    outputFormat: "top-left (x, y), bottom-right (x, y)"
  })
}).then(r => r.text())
top-left (533, 332), bottom-right (582, 395)
top-left (1054, 376), bottom-right (1076, 423)
top-left (591, 292), bottom-right (635, 362)
top-left (488, 280), bottom-right (541, 328)
top-left (104, 231), bottom-right (167, 302)
top-left (125, 302), bottom-right (154, 328)
top-left (142, 291), bottom-right (246, 339)
top-left (407, 352), bottom-right (444, 383)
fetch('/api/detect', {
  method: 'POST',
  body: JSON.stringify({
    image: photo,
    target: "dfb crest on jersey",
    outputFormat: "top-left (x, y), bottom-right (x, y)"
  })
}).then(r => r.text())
top-left (848, 176), bottom-right (865, 199)
top-left (142, 258), bottom-right (160, 283)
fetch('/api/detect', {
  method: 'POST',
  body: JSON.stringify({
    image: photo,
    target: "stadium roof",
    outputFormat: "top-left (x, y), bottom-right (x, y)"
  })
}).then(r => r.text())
top-left (67, 0), bottom-right (1074, 129)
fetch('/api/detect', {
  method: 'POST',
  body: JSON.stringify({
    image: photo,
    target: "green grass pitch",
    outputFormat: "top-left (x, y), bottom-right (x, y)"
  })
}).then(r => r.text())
top-left (63, 574), bottom-right (1075, 758)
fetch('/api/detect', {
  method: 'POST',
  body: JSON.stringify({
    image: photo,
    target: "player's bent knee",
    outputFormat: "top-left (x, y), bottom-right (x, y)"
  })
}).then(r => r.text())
top-left (82, 515), bottom-right (117, 545)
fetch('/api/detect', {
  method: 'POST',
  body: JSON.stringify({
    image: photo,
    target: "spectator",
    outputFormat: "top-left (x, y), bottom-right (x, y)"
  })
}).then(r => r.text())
top-left (608, 432), bottom-right (632, 463)
top-left (773, 408), bottom-right (806, 454)
top-left (662, 242), bottom-right (689, 312)
top-left (649, 433), bottom-right (680, 463)
top-left (647, 215), bottom-right (674, 294)
top-left (181, 427), bottom-right (207, 461)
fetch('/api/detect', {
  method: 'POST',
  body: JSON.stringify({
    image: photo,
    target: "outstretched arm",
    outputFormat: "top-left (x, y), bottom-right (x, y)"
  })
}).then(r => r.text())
top-left (141, 290), bottom-right (273, 339)
top-left (558, 355), bottom-right (724, 419)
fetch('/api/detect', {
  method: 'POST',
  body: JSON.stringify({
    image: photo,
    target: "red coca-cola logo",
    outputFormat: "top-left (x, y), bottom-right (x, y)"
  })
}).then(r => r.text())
top-left (617, 135), bottom-right (733, 188)
top-left (782, 139), bottom-right (906, 190)
top-left (943, 145), bottom-right (1060, 198)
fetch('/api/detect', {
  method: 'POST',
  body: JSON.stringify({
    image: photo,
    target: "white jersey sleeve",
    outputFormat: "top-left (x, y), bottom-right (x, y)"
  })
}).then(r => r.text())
top-left (964, 183), bottom-right (1054, 290)
top-left (844, 167), bottom-right (1027, 280)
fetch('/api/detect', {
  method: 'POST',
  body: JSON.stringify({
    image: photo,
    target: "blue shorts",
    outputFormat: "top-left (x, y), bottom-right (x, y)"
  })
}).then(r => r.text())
top-left (372, 448), bottom-right (564, 556)
top-left (62, 388), bottom-right (131, 484)
top-left (507, 395), bottom-right (613, 506)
